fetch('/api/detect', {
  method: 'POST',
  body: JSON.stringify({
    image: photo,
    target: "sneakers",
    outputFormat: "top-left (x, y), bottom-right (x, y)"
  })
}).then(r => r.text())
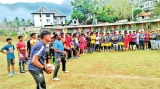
top-left (8, 73), bottom-right (12, 77)
top-left (63, 70), bottom-right (69, 73)
top-left (12, 71), bottom-right (17, 75)
top-left (52, 77), bottom-right (60, 81)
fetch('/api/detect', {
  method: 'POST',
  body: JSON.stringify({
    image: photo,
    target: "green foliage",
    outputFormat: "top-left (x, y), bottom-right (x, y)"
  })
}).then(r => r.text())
top-left (133, 9), bottom-right (142, 18)
top-left (154, 2), bottom-right (160, 16)
top-left (87, 19), bottom-right (93, 25)
top-left (71, 0), bottom-right (97, 24)
top-left (133, 18), bottom-right (137, 21)
top-left (10, 31), bottom-right (17, 36)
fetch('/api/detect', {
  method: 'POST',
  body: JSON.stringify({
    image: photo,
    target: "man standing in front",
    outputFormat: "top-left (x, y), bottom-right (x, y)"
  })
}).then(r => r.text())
top-left (53, 33), bottom-right (69, 81)
top-left (28, 31), bottom-right (53, 89)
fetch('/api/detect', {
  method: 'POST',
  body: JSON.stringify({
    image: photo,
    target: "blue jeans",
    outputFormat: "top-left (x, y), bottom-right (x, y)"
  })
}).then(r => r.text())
top-left (150, 40), bottom-right (156, 50)
top-left (155, 40), bottom-right (160, 49)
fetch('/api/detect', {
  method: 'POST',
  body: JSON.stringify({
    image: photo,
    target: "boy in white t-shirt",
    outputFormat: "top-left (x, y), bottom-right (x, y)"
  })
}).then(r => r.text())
top-left (95, 32), bottom-right (100, 52)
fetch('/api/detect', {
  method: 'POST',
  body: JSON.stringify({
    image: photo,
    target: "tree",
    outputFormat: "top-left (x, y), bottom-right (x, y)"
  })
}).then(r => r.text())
top-left (154, 2), bottom-right (160, 16)
top-left (133, 9), bottom-right (142, 18)
top-left (71, 0), bottom-right (97, 25)
top-left (27, 19), bottom-right (31, 26)
top-left (106, 0), bottom-right (132, 20)
top-left (3, 18), bottom-right (8, 25)
top-left (21, 18), bottom-right (26, 25)
top-left (14, 17), bottom-right (20, 26)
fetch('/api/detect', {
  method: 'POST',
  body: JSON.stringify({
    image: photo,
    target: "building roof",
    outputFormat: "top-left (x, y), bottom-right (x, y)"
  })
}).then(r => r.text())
top-left (31, 7), bottom-right (66, 17)
top-left (137, 11), bottom-right (152, 17)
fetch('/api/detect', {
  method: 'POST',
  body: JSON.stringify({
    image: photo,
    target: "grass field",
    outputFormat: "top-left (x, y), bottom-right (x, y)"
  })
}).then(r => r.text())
top-left (0, 43), bottom-right (160, 89)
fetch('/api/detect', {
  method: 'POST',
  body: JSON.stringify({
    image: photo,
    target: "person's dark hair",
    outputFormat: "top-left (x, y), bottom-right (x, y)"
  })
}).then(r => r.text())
top-left (53, 32), bottom-right (56, 35)
top-left (30, 33), bottom-right (36, 37)
top-left (119, 31), bottom-right (121, 33)
top-left (73, 33), bottom-right (77, 37)
top-left (6, 38), bottom-right (12, 42)
top-left (40, 30), bottom-right (51, 39)
top-left (37, 35), bottom-right (40, 38)
top-left (133, 31), bottom-right (135, 32)
top-left (18, 36), bottom-right (23, 39)
top-left (54, 34), bottom-right (58, 38)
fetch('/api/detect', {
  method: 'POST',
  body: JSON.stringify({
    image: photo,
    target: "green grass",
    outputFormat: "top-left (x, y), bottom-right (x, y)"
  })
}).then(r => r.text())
top-left (0, 42), bottom-right (160, 89)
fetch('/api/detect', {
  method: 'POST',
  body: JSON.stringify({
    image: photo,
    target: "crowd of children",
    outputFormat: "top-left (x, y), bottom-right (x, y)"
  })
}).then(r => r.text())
top-left (1, 29), bottom-right (160, 77)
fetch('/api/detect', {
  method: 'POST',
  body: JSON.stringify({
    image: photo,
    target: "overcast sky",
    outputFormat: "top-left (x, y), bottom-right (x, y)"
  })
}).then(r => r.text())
top-left (0, 0), bottom-right (64, 4)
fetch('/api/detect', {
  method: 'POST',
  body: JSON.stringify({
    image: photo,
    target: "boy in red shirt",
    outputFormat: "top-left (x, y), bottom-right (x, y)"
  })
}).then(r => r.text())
top-left (16, 36), bottom-right (26, 73)
top-left (123, 30), bottom-right (129, 51)
top-left (128, 31), bottom-right (133, 51)
top-left (145, 30), bottom-right (150, 50)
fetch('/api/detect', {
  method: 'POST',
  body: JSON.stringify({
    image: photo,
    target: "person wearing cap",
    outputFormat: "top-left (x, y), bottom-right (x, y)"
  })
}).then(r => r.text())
top-left (28, 30), bottom-right (52, 89)
top-left (53, 33), bottom-right (69, 81)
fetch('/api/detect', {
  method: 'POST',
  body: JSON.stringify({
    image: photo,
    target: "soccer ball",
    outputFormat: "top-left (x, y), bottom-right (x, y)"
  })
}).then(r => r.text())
top-left (46, 64), bottom-right (55, 73)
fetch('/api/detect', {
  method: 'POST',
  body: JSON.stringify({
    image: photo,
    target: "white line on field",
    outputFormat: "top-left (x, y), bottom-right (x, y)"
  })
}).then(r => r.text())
top-left (70, 74), bottom-right (160, 80)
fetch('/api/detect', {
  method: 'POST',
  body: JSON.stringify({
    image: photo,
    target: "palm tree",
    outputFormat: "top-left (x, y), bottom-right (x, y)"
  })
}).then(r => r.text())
top-left (14, 17), bottom-right (20, 26)
top-left (21, 18), bottom-right (26, 25)
top-left (27, 19), bottom-right (31, 26)
top-left (3, 18), bottom-right (8, 25)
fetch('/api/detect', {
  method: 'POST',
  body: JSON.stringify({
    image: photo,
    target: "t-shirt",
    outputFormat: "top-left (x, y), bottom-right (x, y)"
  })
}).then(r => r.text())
top-left (106, 36), bottom-right (110, 43)
top-left (16, 41), bottom-right (26, 54)
top-left (45, 44), bottom-right (49, 52)
top-left (132, 34), bottom-right (137, 42)
top-left (118, 34), bottom-right (123, 42)
top-left (95, 36), bottom-right (100, 44)
top-left (139, 34), bottom-right (145, 41)
top-left (150, 34), bottom-right (156, 40)
top-left (156, 34), bottom-right (160, 40)
top-left (109, 34), bottom-right (114, 42)
top-left (112, 35), bottom-right (118, 44)
top-left (53, 39), bottom-right (64, 56)
top-left (136, 33), bottom-right (139, 42)
top-left (101, 36), bottom-right (105, 43)
top-left (91, 35), bottom-right (95, 44)
top-left (1, 44), bottom-right (15, 60)
top-left (28, 40), bottom-right (46, 70)
top-left (145, 33), bottom-right (150, 41)
top-left (30, 39), bottom-right (37, 46)
top-left (128, 34), bottom-right (132, 42)
top-left (65, 37), bottom-right (71, 47)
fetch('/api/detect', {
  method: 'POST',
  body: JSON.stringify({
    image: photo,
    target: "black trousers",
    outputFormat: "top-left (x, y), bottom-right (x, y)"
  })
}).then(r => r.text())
top-left (65, 49), bottom-right (71, 59)
top-left (53, 56), bottom-right (66, 78)
top-left (29, 70), bottom-right (46, 89)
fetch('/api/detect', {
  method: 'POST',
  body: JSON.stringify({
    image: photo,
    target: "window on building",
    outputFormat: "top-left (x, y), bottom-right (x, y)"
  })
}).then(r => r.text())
top-left (61, 21), bottom-right (63, 25)
top-left (40, 19), bottom-right (41, 22)
top-left (142, 16), bottom-right (144, 19)
top-left (40, 14), bottom-right (41, 17)
top-left (54, 21), bottom-right (57, 25)
top-left (54, 17), bottom-right (57, 20)
top-left (46, 14), bottom-right (50, 17)
top-left (60, 17), bottom-right (63, 20)
top-left (46, 19), bottom-right (51, 23)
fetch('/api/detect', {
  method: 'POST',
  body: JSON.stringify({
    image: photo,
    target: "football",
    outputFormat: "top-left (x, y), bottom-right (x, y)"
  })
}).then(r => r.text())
top-left (46, 64), bottom-right (55, 73)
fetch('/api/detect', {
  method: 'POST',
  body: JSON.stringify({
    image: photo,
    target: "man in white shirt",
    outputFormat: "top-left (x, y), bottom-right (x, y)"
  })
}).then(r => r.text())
top-left (95, 32), bottom-right (100, 52)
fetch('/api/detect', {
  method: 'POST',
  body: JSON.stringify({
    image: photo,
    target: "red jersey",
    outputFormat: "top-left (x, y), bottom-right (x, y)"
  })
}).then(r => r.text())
top-left (128, 34), bottom-right (132, 42)
top-left (16, 42), bottom-right (26, 54)
top-left (65, 36), bottom-right (71, 47)
top-left (124, 37), bottom-right (129, 45)
top-left (145, 33), bottom-right (150, 41)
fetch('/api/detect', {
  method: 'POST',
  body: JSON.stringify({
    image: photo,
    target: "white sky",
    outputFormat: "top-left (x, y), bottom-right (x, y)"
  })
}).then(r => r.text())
top-left (0, 0), bottom-right (64, 4)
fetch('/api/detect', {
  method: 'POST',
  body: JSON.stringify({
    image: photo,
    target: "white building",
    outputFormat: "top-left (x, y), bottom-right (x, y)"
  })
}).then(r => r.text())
top-left (31, 7), bottom-right (66, 27)
top-left (133, 0), bottom-right (160, 13)
top-left (137, 11), bottom-right (152, 21)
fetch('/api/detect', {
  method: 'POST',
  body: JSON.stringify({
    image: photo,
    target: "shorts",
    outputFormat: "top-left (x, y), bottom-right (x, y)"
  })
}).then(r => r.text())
top-left (145, 41), bottom-right (149, 43)
top-left (132, 42), bottom-right (136, 45)
top-left (118, 42), bottom-right (124, 45)
top-left (129, 42), bottom-right (133, 45)
top-left (101, 43), bottom-right (105, 46)
top-left (7, 59), bottom-right (15, 66)
top-left (105, 43), bottom-right (111, 46)
top-left (19, 54), bottom-right (26, 63)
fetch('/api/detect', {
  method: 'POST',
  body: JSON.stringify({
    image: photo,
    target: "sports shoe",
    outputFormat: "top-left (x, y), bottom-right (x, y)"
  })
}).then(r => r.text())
top-left (12, 71), bottom-right (17, 75)
top-left (63, 70), bottom-right (69, 73)
top-left (8, 73), bottom-right (12, 77)
top-left (52, 77), bottom-right (60, 81)
top-left (75, 56), bottom-right (79, 59)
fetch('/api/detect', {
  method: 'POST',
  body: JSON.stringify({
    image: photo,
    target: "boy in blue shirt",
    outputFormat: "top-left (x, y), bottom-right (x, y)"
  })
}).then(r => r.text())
top-left (139, 31), bottom-right (145, 50)
top-left (0, 38), bottom-right (17, 77)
